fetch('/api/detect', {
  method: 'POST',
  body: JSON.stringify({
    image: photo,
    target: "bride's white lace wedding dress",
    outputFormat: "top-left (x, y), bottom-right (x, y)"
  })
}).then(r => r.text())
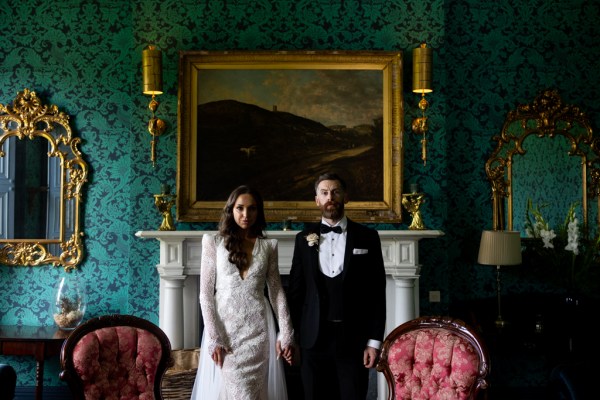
top-left (191, 234), bottom-right (294, 400)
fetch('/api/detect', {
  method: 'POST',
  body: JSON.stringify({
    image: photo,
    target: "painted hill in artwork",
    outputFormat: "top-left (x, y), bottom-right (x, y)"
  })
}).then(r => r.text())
top-left (196, 100), bottom-right (383, 201)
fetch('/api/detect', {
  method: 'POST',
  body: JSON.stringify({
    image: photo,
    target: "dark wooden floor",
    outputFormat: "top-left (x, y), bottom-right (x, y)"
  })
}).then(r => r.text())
top-left (14, 382), bottom-right (581, 400)
top-left (285, 365), bottom-right (379, 399)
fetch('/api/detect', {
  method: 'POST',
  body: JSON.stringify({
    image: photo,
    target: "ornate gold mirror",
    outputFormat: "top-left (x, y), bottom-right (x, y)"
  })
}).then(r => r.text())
top-left (0, 89), bottom-right (88, 271)
top-left (485, 89), bottom-right (600, 236)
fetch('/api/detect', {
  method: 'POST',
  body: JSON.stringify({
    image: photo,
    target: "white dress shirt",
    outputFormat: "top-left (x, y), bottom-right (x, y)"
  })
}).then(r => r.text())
top-left (318, 217), bottom-right (347, 277)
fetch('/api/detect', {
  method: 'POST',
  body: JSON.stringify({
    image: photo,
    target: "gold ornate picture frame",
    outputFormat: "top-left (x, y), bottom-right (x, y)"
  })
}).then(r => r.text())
top-left (177, 50), bottom-right (403, 223)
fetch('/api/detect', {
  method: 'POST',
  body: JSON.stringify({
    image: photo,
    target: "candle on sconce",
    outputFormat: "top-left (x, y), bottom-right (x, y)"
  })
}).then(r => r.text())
top-left (282, 218), bottom-right (292, 231)
top-left (409, 183), bottom-right (419, 193)
top-left (161, 184), bottom-right (171, 195)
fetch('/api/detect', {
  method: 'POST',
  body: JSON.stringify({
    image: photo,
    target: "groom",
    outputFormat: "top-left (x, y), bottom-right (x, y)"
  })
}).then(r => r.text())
top-left (288, 172), bottom-right (386, 400)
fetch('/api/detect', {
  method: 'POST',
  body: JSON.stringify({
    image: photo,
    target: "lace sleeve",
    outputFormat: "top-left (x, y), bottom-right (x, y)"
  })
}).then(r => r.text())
top-left (265, 239), bottom-right (295, 349)
top-left (199, 234), bottom-right (226, 355)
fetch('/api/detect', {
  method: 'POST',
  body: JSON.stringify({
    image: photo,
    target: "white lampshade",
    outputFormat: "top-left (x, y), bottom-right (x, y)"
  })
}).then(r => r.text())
top-left (477, 230), bottom-right (522, 266)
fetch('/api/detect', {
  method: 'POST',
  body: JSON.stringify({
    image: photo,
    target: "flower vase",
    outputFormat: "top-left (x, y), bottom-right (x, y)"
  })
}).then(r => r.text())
top-left (53, 275), bottom-right (86, 330)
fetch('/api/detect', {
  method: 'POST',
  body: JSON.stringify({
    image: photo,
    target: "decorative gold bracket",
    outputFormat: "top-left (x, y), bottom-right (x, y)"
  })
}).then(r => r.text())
top-left (412, 93), bottom-right (429, 165)
top-left (147, 95), bottom-right (166, 167)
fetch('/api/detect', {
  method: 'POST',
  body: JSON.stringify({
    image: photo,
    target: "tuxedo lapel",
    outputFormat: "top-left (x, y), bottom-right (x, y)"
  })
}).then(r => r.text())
top-left (341, 220), bottom-right (356, 279)
top-left (305, 224), bottom-right (321, 277)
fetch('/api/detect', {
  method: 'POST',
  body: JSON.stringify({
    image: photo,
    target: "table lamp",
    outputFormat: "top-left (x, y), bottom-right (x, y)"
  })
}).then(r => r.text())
top-left (477, 230), bottom-right (522, 328)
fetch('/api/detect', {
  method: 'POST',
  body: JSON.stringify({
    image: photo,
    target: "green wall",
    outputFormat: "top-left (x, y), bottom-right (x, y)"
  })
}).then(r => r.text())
top-left (0, 0), bottom-right (598, 389)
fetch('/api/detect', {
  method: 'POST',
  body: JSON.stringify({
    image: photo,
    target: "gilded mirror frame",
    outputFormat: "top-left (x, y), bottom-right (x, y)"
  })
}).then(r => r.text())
top-left (485, 89), bottom-right (600, 234)
top-left (0, 89), bottom-right (88, 271)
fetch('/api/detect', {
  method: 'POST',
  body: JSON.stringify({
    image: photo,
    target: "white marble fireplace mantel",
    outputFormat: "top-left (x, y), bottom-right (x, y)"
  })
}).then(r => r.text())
top-left (136, 229), bottom-right (444, 351)
top-left (137, 229), bottom-right (443, 399)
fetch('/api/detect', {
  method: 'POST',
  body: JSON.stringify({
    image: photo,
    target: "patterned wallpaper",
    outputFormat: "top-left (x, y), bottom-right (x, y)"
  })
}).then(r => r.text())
top-left (0, 0), bottom-right (598, 389)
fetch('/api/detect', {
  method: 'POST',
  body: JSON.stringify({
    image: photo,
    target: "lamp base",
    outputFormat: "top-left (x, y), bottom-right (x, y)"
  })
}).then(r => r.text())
top-left (495, 317), bottom-right (508, 329)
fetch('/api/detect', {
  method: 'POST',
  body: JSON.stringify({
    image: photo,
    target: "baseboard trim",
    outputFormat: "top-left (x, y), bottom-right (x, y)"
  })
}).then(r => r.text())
top-left (15, 386), bottom-right (73, 400)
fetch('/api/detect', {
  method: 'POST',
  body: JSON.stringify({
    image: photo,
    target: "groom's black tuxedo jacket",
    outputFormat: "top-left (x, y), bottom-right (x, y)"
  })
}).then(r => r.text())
top-left (288, 219), bottom-right (386, 353)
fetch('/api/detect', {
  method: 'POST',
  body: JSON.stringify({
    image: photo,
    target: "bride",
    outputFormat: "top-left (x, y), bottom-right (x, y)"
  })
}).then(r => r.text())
top-left (191, 185), bottom-right (295, 399)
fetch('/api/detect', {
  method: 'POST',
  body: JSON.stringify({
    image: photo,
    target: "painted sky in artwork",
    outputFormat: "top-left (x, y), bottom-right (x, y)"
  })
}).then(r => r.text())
top-left (197, 69), bottom-right (383, 127)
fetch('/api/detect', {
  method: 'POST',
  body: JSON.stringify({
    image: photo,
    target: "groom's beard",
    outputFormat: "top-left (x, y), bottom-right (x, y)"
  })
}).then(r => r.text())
top-left (320, 201), bottom-right (344, 221)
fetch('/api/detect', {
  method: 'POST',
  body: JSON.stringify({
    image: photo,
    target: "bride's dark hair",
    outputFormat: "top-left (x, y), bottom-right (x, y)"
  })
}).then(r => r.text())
top-left (219, 185), bottom-right (266, 271)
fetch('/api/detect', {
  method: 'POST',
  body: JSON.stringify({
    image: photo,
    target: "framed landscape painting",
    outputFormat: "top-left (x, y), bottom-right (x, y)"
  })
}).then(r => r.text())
top-left (177, 50), bottom-right (403, 223)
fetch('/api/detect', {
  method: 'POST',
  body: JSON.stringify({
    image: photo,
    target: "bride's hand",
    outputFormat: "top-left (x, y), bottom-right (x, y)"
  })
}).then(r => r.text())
top-left (212, 346), bottom-right (228, 368)
top-left (280, 343), bottom-right (295, 365)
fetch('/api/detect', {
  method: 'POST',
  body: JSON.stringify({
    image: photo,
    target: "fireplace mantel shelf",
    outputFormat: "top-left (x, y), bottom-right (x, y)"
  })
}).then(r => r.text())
top-left (137, 228), bottom-right (443, 340)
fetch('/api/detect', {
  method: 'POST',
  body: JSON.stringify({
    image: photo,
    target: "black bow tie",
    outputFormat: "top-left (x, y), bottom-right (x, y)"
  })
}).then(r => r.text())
top-left (320, 224), bottom-right (342, 234)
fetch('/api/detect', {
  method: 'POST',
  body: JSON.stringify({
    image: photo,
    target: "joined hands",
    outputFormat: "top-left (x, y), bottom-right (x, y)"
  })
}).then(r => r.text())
top-left (276, 340), bottom-right (296, 366)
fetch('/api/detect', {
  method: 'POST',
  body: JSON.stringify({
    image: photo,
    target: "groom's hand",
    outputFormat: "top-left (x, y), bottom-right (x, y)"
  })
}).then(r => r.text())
top-left (363, 346), bottom-right (379, 368)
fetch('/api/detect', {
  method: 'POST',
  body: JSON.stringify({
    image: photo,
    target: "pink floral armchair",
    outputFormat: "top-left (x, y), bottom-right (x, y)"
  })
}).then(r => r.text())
top-left (376, 316), bottom-right (490, 400)
top-left (59, 314), bottom-right (173, 400)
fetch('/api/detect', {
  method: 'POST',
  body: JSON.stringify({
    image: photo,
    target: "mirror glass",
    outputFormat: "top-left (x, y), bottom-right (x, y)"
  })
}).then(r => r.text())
top-left (485, 89), bottom-right (600, 237)
top-left (511, 134), bottom-right (582, 232)
top-left (0, 89), bottom-right (88, 271)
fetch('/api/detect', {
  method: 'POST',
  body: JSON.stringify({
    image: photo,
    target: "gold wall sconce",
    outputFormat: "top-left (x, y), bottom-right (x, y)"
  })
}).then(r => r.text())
top-left (412, 43), bottom-right (433, 166)
top-left (142, 45), bottom-right (166, 167)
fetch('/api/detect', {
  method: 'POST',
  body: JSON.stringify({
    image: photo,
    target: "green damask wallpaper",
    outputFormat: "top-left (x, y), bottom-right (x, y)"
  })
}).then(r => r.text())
top-left (0, 0), bottom-right (598, 391)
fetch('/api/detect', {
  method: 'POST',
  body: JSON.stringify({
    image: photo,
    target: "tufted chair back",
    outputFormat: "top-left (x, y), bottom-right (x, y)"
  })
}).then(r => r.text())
top-left (60, 314), bottom-right (173, 400)
top-left (376, 316), bottom-right (490, 400)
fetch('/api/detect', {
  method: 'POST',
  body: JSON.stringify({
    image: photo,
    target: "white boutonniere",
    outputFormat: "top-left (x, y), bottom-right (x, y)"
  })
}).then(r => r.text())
top-left (305, 233), bottom-right (319, 249)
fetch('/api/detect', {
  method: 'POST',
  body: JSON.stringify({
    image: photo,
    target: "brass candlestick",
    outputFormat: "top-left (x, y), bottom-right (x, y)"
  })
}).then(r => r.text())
top-left (154, 185), bottom-right (176, 231)
top-left (402, 192), bottom-right (427, 230)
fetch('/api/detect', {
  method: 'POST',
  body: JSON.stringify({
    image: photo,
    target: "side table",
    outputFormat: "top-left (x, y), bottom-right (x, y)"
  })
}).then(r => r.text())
top-left (0, 325), bottom-right (70, 400)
